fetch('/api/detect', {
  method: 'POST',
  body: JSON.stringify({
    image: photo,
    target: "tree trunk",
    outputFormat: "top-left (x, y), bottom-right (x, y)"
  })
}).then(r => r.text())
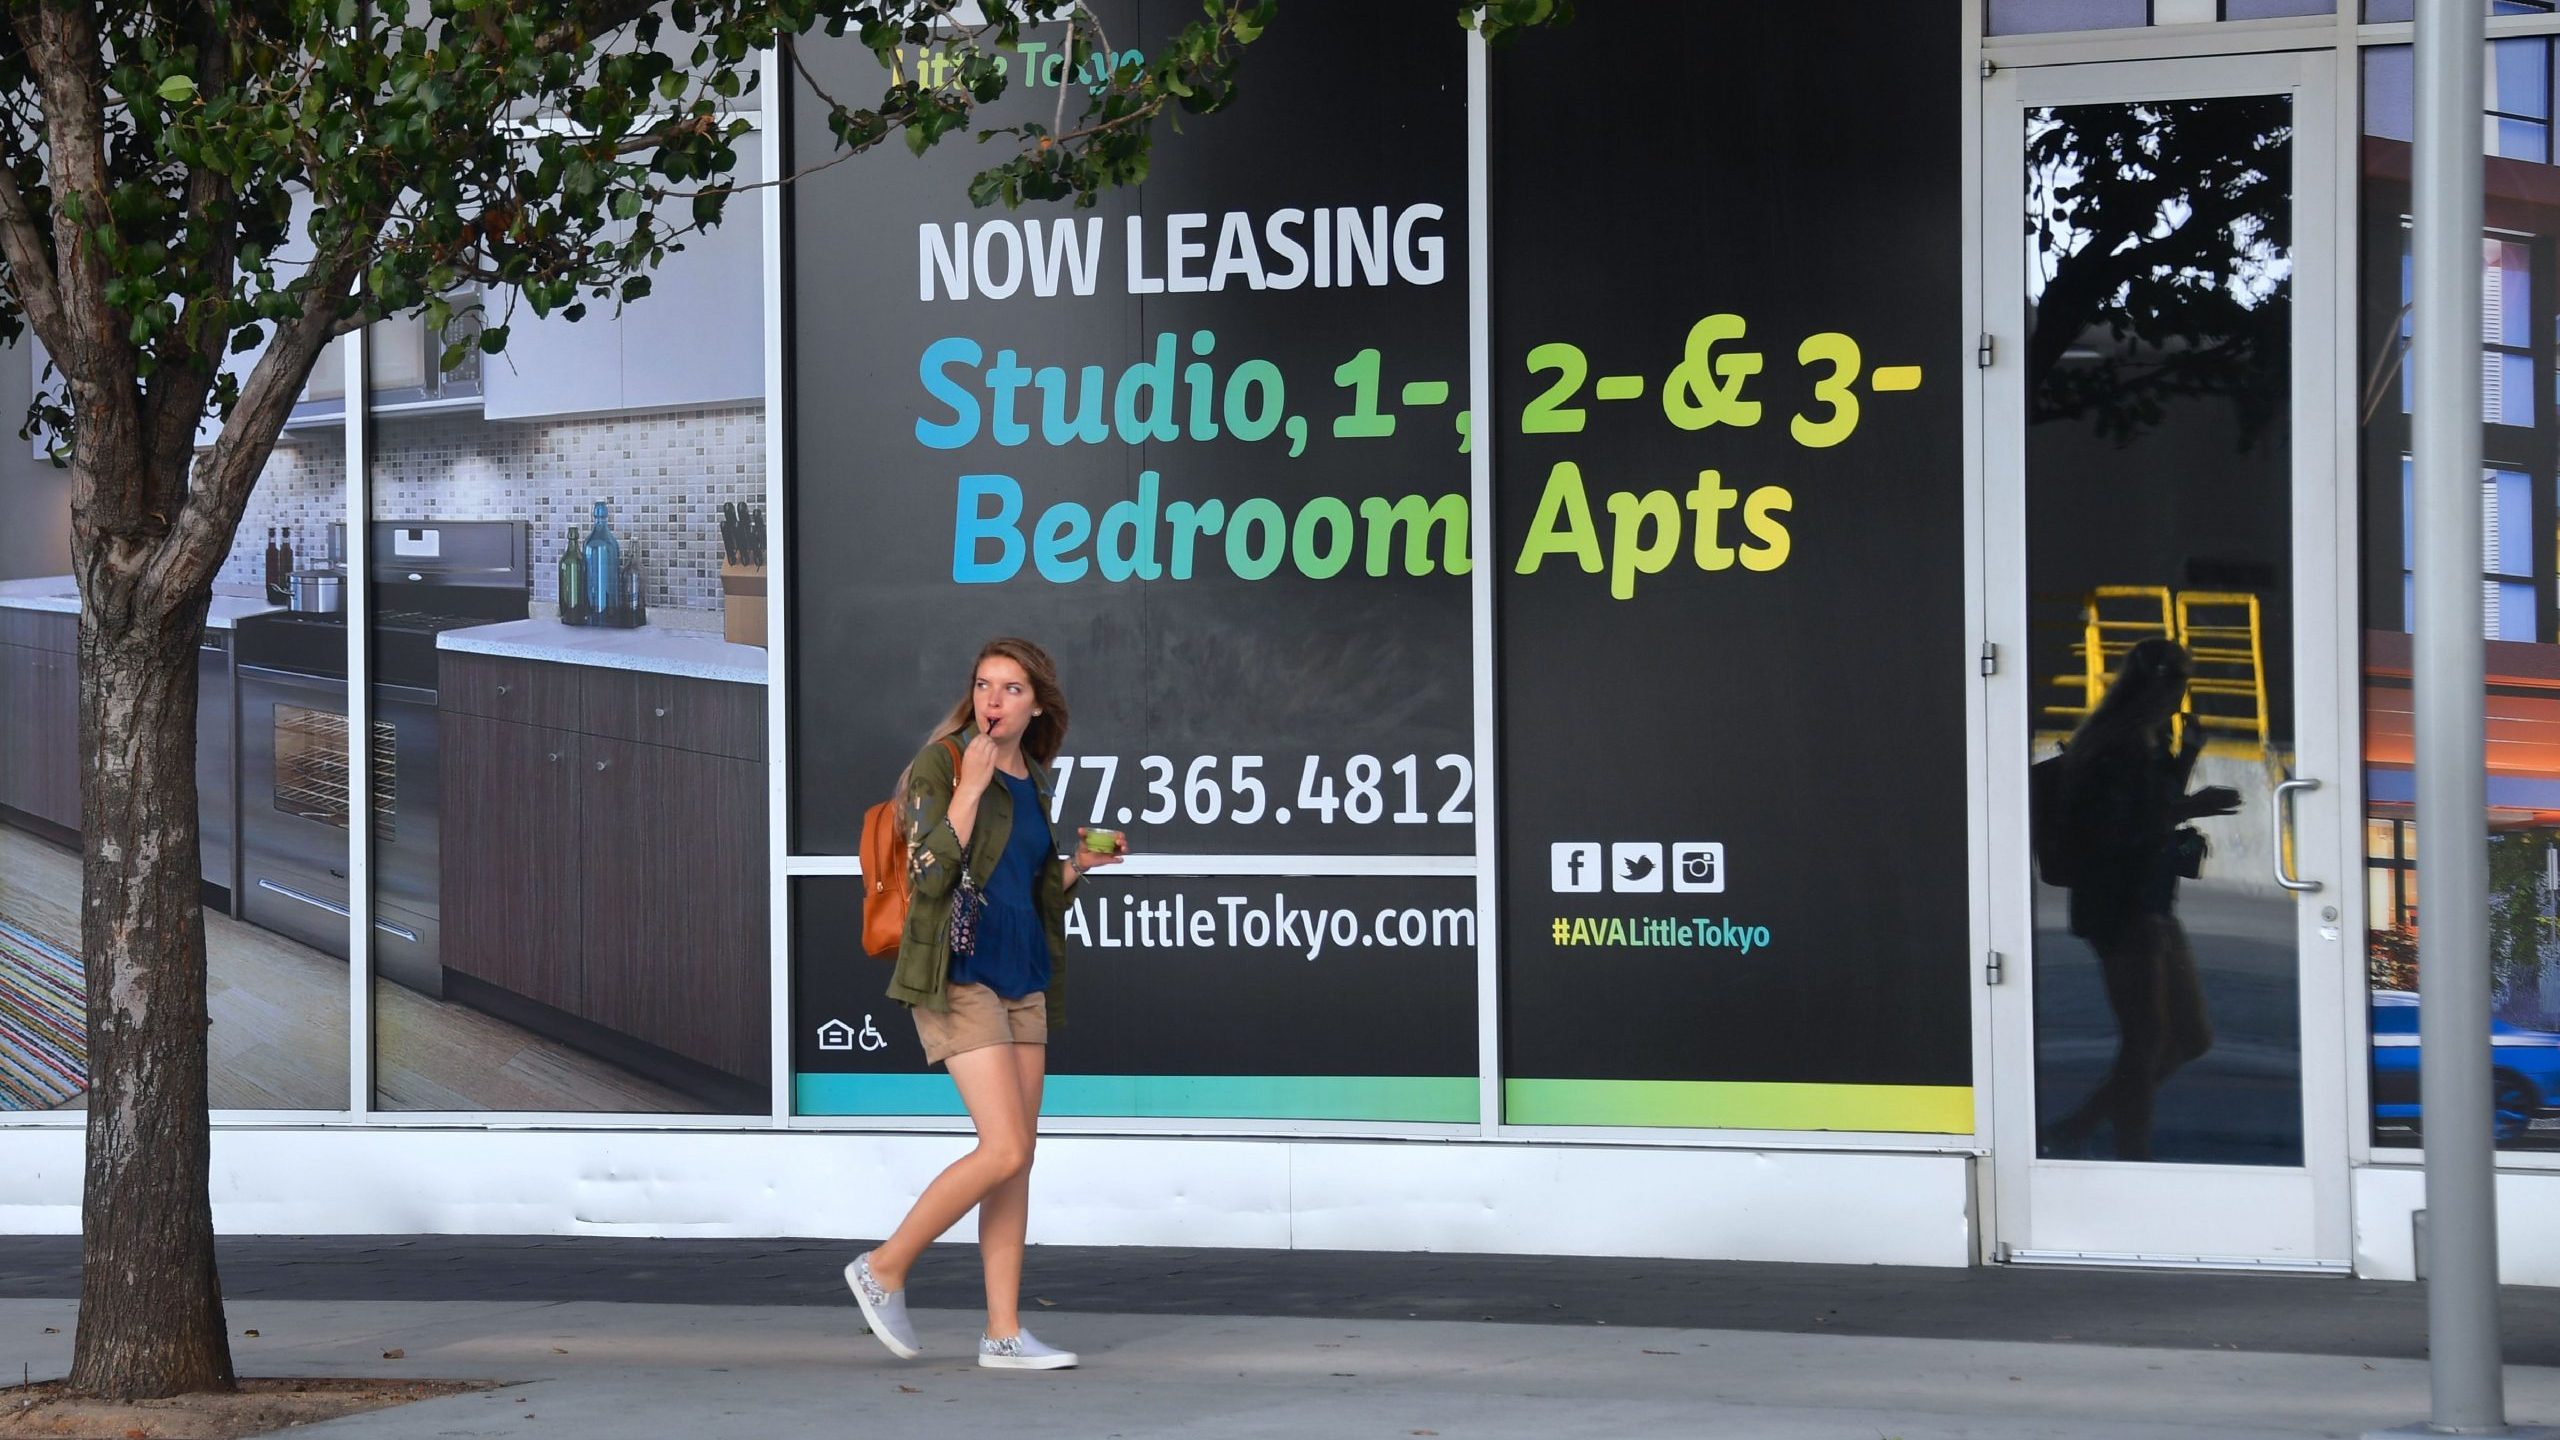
top-left (65, 522), bottom-right (234, 1398)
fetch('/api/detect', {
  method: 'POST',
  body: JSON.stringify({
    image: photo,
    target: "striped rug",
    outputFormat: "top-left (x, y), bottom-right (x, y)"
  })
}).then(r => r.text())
top-left (0, 913), bottom-right (84, 1109)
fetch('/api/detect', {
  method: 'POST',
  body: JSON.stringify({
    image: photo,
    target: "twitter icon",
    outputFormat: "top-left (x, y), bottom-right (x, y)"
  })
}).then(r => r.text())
top-left (1611, 842), bottom-right (1664, 893)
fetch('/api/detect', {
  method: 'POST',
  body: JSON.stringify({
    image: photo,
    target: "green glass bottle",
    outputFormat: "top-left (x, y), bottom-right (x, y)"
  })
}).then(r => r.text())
top-left (558, 525), bottom-right (585, 625)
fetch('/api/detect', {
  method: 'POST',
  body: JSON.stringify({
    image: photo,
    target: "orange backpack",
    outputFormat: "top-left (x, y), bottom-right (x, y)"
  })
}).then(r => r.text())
top-left (860, 736), bottom-right (962, 958)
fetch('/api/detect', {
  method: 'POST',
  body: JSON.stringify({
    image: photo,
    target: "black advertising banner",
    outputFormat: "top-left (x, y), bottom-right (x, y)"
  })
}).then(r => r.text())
top-left (1492, 4), bottom-right (1974, 1131)
top-left (787, 4), bottom-right (1477, 1120)
top-left (789, 1), bottom-right (1472, 862)
top-left (796, 875), bottom-right (1478, 1119)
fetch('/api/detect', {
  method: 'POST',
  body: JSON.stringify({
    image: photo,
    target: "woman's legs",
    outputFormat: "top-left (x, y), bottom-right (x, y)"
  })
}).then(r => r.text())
top-left (2045, 918), bottom-right (2173, 1158)
top-left (976, 1042), bottom-right (1049, 1339)
top-left (866, 1043), bottom-right (1036, 1293)
top-left (2154, 917), bottom-right (2213, 1075)
top-left (2091, 916), bottom-right (2176, 1160)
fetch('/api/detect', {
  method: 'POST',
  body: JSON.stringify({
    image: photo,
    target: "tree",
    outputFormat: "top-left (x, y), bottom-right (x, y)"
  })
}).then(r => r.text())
top-left (4, 0), bottom-right (1560, 1401)
top-left (2023, 95), bottom-right (2293, 447)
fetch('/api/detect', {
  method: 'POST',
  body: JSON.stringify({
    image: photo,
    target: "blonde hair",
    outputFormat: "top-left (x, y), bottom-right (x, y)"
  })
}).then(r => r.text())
top-left (927, 636), bottom-right (1070, 768)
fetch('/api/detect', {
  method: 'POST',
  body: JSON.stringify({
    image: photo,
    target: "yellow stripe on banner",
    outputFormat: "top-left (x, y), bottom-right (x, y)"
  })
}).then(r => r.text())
top-left (1503, 1079), bottom-right (1974, 1133)
top-left (1869, 365), bottom-right (1925, 393)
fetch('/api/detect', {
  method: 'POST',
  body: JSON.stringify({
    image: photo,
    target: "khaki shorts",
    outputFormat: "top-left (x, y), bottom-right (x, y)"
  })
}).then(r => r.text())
top-left (912, 982), bottom-right (1048, 1065)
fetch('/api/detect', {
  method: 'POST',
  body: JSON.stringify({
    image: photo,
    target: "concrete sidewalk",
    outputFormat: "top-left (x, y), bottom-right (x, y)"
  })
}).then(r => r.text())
top-left (16, 1235), bottom-right (2560, 1361)
top-left (12, 1239), bottom-right (2560, 1437)
top-left (11, 1294), bottom-right (2560, 1439)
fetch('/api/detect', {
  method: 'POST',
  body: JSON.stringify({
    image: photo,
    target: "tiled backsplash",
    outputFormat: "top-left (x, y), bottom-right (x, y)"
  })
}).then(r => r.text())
top-left (220, 404), bottom-right (766, 614)
top-left (222, 430), bottom-right (348, 587)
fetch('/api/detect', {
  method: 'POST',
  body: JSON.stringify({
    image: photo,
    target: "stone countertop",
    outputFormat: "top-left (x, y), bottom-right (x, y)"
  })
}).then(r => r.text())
top-left (437, 616), bottom-right (768, 685)
top-left (0, 575), bottom-right (281, 630)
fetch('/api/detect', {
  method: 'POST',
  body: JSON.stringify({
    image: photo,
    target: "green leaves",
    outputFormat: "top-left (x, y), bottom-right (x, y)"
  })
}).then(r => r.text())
top-left (3, 0), bottom-right (1563, 457)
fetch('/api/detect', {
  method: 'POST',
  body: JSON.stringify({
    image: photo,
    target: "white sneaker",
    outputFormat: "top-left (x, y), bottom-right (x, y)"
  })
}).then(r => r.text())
top-left (978, 1327), bottom-right (1078, 1370)
top-left (846, 1252), bottom-right (922, 1360)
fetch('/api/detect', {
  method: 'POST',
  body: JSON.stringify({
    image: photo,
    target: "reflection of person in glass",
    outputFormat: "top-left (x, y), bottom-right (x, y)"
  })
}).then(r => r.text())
top-left (2043, 638), bottom-right (2242, 1161)
top-left (845, 638), bottom-right (1124, 1371)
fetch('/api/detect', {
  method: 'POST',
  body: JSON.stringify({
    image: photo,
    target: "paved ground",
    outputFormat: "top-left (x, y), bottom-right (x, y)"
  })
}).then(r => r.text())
top-left (9, 1238), bottom-right (2560, 1438)
top-left (12, 1235), bottom-right (2560, 1362)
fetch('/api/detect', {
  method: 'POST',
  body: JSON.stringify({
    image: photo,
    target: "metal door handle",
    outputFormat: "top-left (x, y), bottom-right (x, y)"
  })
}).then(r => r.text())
top-left (496, 683), bottom-right (510, 696)
top-left (595, 759), bottom-right (609, 771)
top-left (653, 706), bottom-right (667, 718)
top-left (547, 751), bottom-right (561, 763)
top-left (2273, 777), bottom-right (2322, 893)
top-left (258, 877), bottom-right (348, 917)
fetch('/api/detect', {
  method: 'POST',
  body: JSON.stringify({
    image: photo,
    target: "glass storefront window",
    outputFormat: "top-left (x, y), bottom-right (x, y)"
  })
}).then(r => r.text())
top-left (2, 374), bottom-right (360, 1113)
top-left (362, 133), bottom-right (774, 1116)
top-left (1991, 0), bottom-right (2149, 33)
top-left (2361, 40), bottom-right (2560, 1153)
top-left (2366, 0), bottom-right (2558, 22)
top-left (1991, 1), bottom-right (2333, 35)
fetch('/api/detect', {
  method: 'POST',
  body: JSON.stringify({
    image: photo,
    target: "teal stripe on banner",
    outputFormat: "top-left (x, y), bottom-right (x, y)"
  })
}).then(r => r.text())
top-left (795, 1073), bottom-right (1478, 1124)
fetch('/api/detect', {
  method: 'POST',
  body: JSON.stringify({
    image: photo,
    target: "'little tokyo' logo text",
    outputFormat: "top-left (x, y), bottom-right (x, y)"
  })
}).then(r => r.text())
top-left (1547, 916), bottom-right (1772, 953)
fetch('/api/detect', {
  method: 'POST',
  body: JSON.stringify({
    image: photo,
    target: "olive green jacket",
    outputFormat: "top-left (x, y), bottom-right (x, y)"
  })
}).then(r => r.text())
top-left (884, 724), bottom-right (1071, 1026)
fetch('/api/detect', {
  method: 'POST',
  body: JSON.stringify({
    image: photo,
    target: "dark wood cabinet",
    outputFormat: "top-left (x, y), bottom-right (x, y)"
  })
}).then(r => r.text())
top-left (578, 737), bottom-right (768, 1079)
top-left (441, 651), bottom-right (581, 729)
top-left (440, 711), bottom-right (583, 1014)
top-left (0, 607), bottom-right (74, 653)
top-left (1, 633), bottom-right (79, 831)
top-left (438, 653), bottom-right (768, 1088)
top-left (580, 668), bottom-right (764, 761)
top-left (7, 610), bottom-right (234, 875)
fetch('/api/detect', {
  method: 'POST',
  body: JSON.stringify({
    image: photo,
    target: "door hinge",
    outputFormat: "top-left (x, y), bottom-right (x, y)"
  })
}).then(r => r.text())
top-left (1985, 950), bottom-right (2006, 985)
top-left (1979, 641), bottom-right (1999, 677)
top-left (1977, 333), bottom-right (1996, 368)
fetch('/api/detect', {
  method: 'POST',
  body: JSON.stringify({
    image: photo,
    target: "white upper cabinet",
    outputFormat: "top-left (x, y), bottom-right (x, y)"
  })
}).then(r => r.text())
top-left (483, 134), bottom-right (766, 420)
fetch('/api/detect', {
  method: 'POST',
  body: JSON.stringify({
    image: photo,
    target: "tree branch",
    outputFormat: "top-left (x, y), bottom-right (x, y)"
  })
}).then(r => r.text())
top-left (20, 0), bottom-right (147, 559)
top-left (159, 237), bottom-right (367, 600)
top-left (0, 157), bottom-right (66, 354)
top-left (141, 2), bottom-right (242, 506)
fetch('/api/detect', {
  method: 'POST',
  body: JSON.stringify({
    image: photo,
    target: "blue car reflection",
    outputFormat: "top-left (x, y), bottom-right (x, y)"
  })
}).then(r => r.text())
top-left (2371, 989), bottom-right (2560, 1143)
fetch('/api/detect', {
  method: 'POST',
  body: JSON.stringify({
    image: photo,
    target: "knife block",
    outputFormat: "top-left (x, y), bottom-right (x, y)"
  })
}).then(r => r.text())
top-left (720, 563), bottom-right (767, 648)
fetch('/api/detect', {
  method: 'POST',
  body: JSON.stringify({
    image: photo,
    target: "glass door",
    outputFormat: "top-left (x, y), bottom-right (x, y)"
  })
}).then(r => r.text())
top-left (1984, 51), bottom-right (2355, 1268)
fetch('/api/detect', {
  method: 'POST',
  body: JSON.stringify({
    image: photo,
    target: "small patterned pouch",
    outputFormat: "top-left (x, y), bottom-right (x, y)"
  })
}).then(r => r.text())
top-left (945, 821), bottom-right (983, 960)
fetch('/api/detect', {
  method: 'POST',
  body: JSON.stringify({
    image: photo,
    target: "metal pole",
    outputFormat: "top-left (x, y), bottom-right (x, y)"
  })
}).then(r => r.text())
top-left (2413, 0), bottom-right (2500, 1431)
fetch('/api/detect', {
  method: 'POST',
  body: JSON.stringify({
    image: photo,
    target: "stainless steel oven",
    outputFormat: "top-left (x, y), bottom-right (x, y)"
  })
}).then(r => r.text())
top-left (236, 663), bottom-right (442, 994)
top-left (232, 520), bottom-right (526, 999)
top-left (196, 629), bottom-right (236, 910)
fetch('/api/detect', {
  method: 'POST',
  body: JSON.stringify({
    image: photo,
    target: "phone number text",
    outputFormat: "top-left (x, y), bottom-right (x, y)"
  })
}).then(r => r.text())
top-left (1048, 753), bottom-right (1475, 829)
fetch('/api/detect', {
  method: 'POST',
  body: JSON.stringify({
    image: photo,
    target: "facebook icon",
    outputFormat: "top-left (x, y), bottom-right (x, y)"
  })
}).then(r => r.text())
top-left (1550, 842), bottom-right (1602, 893)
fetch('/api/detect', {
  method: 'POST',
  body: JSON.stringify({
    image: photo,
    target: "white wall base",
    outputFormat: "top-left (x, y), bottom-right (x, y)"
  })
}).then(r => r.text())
top-left (2354, 1164), bottom-right (2560, 1284)
top-left (0, 1128), bottom-right (1976, 1266)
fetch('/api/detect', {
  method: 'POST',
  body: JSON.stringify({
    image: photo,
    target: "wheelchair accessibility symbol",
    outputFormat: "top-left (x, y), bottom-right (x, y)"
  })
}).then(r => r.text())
top-left (816, 1015), bottom-right (889, 1053)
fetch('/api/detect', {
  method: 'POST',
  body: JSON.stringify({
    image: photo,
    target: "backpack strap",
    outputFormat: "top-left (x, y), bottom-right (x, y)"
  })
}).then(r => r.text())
top-left (890, 733), bottom-right (971, 808)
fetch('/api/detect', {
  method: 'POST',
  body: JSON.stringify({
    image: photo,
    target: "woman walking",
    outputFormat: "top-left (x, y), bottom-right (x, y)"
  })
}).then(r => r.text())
top-left (2040, 637), bottom-right (2240, 1161)
top-left (846, 637), bottom-right (1122, 1370)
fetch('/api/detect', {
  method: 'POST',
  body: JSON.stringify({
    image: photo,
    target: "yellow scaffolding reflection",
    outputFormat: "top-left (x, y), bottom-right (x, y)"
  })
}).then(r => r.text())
top-left (2042, 584), bottom-right (2272, 758)
top-left (2042, 584), bottom-right (2176, 728)
top-left (2174, 590), bottom-right (2271, 752)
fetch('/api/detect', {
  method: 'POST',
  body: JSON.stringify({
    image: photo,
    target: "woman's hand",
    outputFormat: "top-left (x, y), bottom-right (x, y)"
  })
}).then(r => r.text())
top-left (1064, 827), bottom-right (1128, 888)
top-left (2176, 717), bottom-right (2206, 763)
top-left (2181, 784), bottom-right (2242, 819)
top-left (955, 732), bottom-right (1000, 800)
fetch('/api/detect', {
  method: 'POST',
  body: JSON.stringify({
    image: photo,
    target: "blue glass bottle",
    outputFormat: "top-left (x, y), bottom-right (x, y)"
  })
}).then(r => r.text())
top-left (583, 500), bottom-right (621, 622)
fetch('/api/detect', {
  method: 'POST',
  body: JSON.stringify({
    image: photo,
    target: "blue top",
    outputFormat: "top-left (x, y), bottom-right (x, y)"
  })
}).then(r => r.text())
top-left (947, 768), bottom-right (1054, 1000)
